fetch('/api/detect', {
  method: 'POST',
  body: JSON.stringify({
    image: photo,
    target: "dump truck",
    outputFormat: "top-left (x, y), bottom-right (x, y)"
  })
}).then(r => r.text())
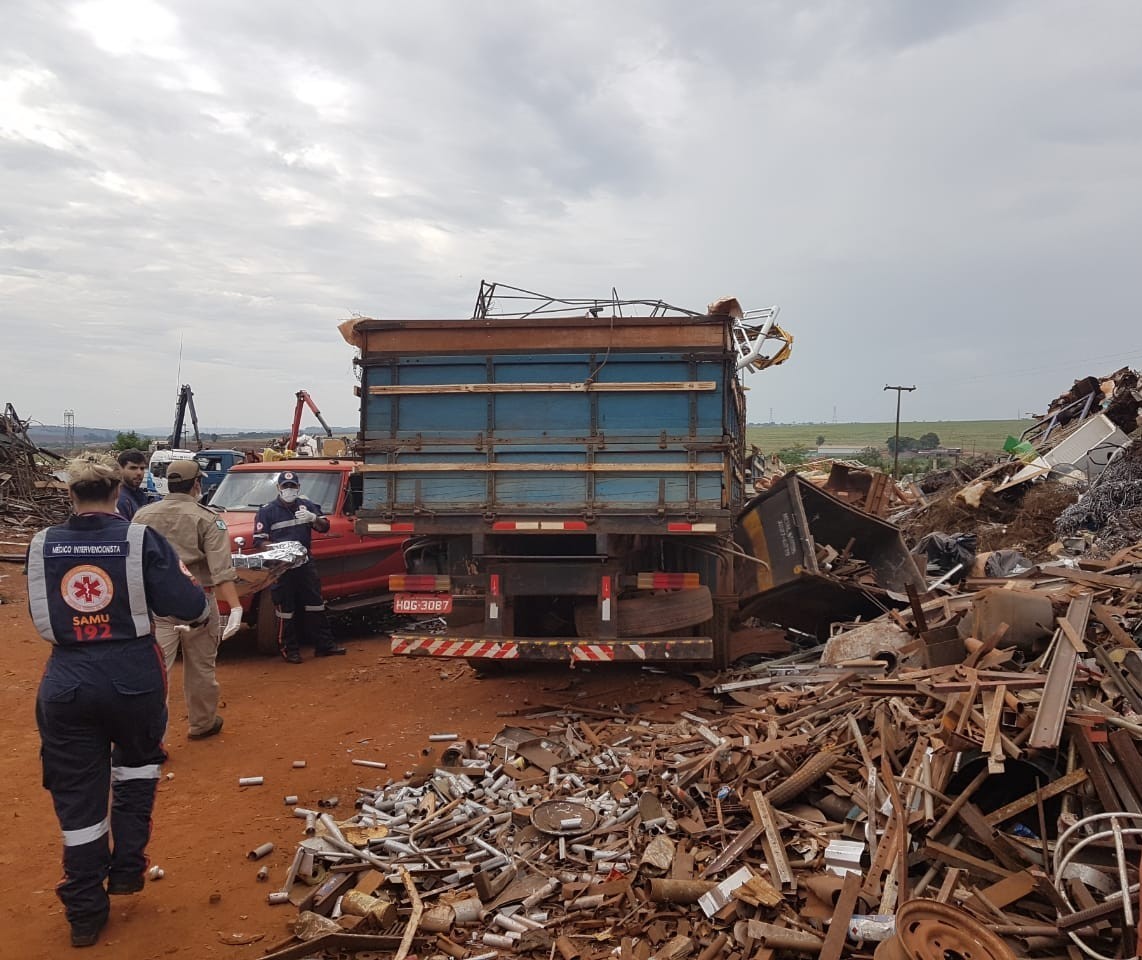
top-left (342, 282), bottom-right (793, 667)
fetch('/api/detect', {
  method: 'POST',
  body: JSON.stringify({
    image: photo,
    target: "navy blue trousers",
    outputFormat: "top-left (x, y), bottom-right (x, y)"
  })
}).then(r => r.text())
top-left (270, 560), bottom-right (337, 655)
top-left (36, 641), bottom-right (167, 924)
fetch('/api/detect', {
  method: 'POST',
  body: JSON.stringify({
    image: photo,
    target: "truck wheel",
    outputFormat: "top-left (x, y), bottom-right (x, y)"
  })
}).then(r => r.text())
top-left (254, 591), bottom-right (281, 656)
top-left (574, 586), bottom-right (713, 638)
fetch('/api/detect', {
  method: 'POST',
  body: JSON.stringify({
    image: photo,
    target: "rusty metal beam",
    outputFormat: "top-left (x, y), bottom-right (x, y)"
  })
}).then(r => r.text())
top-left (1028, 593), bottom-right (1092, 749)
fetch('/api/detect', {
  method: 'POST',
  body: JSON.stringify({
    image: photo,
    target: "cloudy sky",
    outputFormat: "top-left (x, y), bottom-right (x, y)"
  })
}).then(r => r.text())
top-left (4, 1), bottom-right (1142, 434)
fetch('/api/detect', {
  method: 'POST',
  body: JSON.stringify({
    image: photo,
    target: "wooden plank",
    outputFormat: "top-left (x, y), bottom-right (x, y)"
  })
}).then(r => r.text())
top-left (983, 768), bottom-right (1090, 827)
top-left (368, 381), bottom-right (717, 395)
top-left (356, 462), bottom-right (724, 473)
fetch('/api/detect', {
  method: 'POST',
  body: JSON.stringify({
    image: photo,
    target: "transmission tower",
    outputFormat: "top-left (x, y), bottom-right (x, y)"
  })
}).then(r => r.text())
top-left (63, 410), bottom-right (75, 448)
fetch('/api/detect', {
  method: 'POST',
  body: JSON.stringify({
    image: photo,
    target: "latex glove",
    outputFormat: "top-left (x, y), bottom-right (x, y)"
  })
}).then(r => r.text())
top-left (221, 607), bottom-right (243, 641)
top-left (295, 506), bottom-right (317, 524)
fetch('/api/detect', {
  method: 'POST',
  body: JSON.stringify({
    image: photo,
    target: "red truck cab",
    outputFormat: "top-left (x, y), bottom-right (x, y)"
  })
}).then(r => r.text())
top-left (210, 458), bottom-right (406, 652)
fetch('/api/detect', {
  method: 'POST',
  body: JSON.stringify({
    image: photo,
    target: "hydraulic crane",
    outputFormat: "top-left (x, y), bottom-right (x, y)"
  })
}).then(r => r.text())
top-left (170, 384), bottom-right (202, 450)
top-left (288, 390), bottom-right (333, 450)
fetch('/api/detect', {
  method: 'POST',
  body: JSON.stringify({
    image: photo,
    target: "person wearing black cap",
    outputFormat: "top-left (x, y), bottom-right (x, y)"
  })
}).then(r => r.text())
top-left (134, 458), bottom-right (242, 739)
top-left (252, 470), bottom-right (346, 662)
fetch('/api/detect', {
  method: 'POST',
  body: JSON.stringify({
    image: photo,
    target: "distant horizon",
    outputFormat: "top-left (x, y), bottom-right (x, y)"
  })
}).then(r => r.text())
top-left (27, 415), bottom-right (1035, 437)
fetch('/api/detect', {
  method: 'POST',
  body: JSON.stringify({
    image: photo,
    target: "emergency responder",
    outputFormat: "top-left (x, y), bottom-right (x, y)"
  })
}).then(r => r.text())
top-left (134, 458), bottom-right (243, 739)
top-left (28, 458), bottom-right (207, 947)
top-left (253, 470), bottom-right (346, 662)
top-left (115, 449), bottom-right (154, 520)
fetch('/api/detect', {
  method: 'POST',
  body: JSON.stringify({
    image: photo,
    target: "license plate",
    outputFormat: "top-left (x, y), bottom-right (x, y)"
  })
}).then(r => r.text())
top-left (394, 593), bottom-right (453, 614)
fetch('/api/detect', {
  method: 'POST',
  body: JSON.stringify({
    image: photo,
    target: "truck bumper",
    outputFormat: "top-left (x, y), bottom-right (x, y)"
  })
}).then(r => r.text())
top-left (390, 634), bottom-right (712, 663)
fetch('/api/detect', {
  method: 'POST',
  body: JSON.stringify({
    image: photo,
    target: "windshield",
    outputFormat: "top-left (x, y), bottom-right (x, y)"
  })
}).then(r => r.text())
top-left (210, 471), bottom-right (342, 513)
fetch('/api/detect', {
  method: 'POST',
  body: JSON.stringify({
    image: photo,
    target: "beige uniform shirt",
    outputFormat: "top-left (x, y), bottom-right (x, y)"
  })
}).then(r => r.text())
top-left (135, 494), bottom-right (238, 588)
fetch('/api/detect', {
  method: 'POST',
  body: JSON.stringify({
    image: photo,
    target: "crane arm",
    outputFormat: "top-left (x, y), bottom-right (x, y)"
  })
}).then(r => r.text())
top-left (290, 390), bottom-right (333, 448)
top-left (185, 388), bottom-right (202, 450)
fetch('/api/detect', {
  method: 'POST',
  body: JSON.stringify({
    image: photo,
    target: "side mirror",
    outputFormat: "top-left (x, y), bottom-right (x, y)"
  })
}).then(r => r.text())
top-left (233, 536), bottom-right (246, 554)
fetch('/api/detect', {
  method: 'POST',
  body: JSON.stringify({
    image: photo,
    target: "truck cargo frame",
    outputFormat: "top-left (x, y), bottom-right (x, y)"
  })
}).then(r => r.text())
top-left (348, 284), bottom-right (778, 667)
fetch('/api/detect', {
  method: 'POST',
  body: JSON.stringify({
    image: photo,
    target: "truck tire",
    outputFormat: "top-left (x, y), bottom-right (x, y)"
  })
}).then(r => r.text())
top-left (574, 586), bottom-right (713, 638)
top-left (254, 590), bottom-right (281, 656)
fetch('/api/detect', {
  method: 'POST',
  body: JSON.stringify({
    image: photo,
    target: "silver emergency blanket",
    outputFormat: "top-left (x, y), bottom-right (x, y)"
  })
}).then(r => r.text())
top-left (231, 540), bottom-right (308, 570)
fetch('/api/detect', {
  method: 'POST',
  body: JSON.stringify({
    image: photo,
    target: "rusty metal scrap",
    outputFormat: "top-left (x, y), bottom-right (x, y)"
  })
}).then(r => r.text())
top-left (255, 563), bottom-right (1142, 960)
top-left (0, 402), bottom-right (68, 529)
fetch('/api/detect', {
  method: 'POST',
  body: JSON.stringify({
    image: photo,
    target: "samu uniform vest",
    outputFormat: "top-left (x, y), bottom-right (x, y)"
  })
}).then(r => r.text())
top-left (27, 521), bottom-right (154, 645)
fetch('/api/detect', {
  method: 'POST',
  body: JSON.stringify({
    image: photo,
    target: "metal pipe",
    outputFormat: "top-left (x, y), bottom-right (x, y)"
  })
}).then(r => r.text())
top-left (247, 842), bottom-right (274, 861)
top-left (318, 813), bottom-right (345, 843)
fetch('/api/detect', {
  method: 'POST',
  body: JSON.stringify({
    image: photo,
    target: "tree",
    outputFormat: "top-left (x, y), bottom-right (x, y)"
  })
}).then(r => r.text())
top-left (777, 442), bottom-right (812, 466)
top-left (112, 431), bottom-right (148, 452)
top-left (887, 436), bottom-right (919, 455)
top-left (918, 432), bottom-right (940, 450)
top-left (816, 434), bottom-right (826, 447)
top-left (856, 446), bottom-right (885, 468)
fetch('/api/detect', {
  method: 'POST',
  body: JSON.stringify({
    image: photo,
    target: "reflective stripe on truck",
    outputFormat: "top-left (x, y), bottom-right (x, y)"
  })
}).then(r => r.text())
top-left (390, 635), bottom-right (713, 661)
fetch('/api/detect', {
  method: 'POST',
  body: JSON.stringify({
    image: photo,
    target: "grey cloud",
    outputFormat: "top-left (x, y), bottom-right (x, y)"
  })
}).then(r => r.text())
top-left (3, 1), bottom-right (1142, 430)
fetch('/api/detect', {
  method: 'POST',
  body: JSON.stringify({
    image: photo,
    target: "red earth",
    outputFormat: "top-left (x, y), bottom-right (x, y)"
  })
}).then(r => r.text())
top-left (0, 570), bottom-right (706, 960)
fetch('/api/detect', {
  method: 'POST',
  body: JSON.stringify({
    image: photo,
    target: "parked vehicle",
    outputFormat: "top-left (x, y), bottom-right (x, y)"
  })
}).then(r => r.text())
top-left (194, 448), bottom-right (247, 501)
top-left (210, 458), bottom-right (406, 653)
top-left (147, 448), bottom-right (196, 497)
top-left (342, 282), bottom-right (794, 668)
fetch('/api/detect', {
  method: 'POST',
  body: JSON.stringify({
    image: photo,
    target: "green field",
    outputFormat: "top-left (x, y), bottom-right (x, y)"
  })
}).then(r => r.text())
top-left (746, 420), bottom-right (1032, 457)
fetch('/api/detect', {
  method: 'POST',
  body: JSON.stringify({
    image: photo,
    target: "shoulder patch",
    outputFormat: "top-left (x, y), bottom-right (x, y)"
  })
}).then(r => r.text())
top-left (215, 519), bottom-right (227, 530)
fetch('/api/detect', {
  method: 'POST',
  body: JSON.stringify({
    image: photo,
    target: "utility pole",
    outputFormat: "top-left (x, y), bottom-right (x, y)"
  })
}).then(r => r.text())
top-left (884, 385), bottom-right (916, 479)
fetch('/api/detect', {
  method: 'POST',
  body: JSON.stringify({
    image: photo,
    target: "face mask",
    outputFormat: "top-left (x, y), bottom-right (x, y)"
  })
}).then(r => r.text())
top-left (280, 488), bottom-right (299, 503)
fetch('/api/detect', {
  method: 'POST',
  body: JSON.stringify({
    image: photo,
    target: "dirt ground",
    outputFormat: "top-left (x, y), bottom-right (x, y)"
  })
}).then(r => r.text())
top-left (0, 571), bottom-right (705, 960)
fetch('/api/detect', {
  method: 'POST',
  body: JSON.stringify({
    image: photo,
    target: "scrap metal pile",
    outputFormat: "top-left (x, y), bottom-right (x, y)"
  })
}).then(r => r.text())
top-left (258, 548), bottom-right (1142, 960)
top-left (899, 367), bottom-right (1142, 561)
top-left (0, 402), bottom-right (68, 527)
top-left (252, 366), bottom-right (1142, 960)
